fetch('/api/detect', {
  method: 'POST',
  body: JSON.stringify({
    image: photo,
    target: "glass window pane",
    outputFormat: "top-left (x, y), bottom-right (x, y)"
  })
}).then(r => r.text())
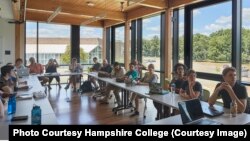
top-left (38, 23), bottom-right (70, 66)
top-left (179, 9), bottom-right (184, 64)
top-left (80, 26), bottom-right (103, 64)
top-left (26, 22), bottom-right (37, 66)
top-left (142, 15), bottom-right (161, 71)
top-left (115, 26), bottom-right (125, 63)
top-left (196, 78), bottom-right (219, 96)
top-left (192, 2), bottom-right (232, 74)
top-left (241, 0), bottom-right (250, 86)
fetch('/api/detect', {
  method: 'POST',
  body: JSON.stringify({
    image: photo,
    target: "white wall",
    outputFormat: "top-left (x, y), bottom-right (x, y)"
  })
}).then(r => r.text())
top-left (0, 18), bottom-right (15, 66)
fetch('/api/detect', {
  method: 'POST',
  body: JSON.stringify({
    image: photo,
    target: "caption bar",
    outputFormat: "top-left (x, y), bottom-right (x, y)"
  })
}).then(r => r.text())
top-left (9, 125), bottom-right (249, 140)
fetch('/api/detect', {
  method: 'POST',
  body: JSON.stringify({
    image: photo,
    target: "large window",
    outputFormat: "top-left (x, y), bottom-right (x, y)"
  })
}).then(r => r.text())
top-left (38, 23), bottom-right (70, 65)
top-left (114, 26), bottom-right (125, 64)
top-left (25, 22), bottom-right (37, 65)
top-left (179, 9), bottom-right (184, 64)
top-left (80, 26), bottom-right (103, 64)
top-left (241, 0), bottom-right (250, 83)
top-left (241, 0), bottom-right (250, 96)
top-left (25, 22), bottom-right (71, 83)
top-left (192, 1), bottom-right (232, 74)
top-left (142, 15), bottom-right (161, 71)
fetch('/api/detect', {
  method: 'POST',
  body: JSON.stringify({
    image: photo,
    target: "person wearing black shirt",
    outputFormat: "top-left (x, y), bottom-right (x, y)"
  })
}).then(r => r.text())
top-left (180, 69), bottom-right (202, 99)
top-left (208, 67), bottom-right (247, 113)
top-left (91, 57), bottom-right (101, 72)
top-left (45, 59), bottom-right (61, 89)
top-left (153, 63), bottom-right (188, 120)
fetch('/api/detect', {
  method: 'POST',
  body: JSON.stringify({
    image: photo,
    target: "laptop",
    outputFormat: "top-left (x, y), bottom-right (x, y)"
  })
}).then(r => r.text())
top-left (149, 83), bottom-right (169, 95)
top-left (178, 99), bottom-right (222, 125)
top-left (17, 68), bottom-right (29, 77)
top-left (201, 103), bottom-right (224, 117)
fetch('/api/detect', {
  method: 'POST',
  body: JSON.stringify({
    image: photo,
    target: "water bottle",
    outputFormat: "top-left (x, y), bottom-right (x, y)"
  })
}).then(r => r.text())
top-left (170, 83), bottom-right (176, 93)
top-left (31, 104), bottom-right (41, 125)
top-left (230, 100), bottom-right (237, 117)
top-left (8, 94), bottom-right (16, 115)
top-left (129, 75), bottom-right (133, 86)
top-left (170, 83), bottom-right (176, 100)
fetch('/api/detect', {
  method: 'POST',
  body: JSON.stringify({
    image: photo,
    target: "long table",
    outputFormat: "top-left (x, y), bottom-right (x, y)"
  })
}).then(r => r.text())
top-left (85, 72), bottom-right (250, 125)
top-left (0, 75), bottom-right (57, 140)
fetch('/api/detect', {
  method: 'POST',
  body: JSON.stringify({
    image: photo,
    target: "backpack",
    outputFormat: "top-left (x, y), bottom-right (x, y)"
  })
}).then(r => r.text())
top-left (79, 80), bottom-right (93, 93)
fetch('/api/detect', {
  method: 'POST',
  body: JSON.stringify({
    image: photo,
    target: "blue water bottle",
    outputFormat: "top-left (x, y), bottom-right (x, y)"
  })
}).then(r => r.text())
top-left (31, 104), bottom-right (41, 125)
top-left (8, 94), bottom-right (16, 115)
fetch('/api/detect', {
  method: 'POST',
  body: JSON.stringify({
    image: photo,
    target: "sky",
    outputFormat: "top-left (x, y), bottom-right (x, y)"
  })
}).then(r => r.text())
top-left (26, 22), bottom-right (102, 38)
top-left (26, 0), bottom-right (250, 39)
top-left (179, 0), bottom-right (250, 36)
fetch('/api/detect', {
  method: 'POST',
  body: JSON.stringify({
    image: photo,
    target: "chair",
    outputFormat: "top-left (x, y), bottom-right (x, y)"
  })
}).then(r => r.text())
top-left (201, 89), bottom-right (210, 102)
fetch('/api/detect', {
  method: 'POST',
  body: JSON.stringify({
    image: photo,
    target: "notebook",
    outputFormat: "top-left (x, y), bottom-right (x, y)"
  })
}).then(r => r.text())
top-left (16, 94), bottom-right (33, 100)
top-left (178, 99), bottom-right (222, 125)
top-left (17, 68), bottom-right (29, 77)
top-left (201, 103), bottom-right (224, 117)
top-left (149, 83), bottom-right (169, 95)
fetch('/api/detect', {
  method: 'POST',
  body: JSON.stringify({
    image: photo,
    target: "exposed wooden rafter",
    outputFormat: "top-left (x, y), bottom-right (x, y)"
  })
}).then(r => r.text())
top-left (26, 0), bottom-right (125, 22)
top-left (26, 9), bottom-right (102, 27)
top-left (168, 0), bottom-right (203, 8)
top-left (127, 6), bottom-right (164, 21)
top-left (139, 0), bottom-right (167, 9)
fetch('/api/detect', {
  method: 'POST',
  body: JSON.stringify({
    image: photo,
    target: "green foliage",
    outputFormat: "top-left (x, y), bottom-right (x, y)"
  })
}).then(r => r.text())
top-left (60, 45), bottom-right (88, 64)
top-left (143, 28), bottom-right (250, 64)
top-left (142, 35), bottom-right (160, 57)
top-left (193, 33), bottom-right (209, 61)
top-left (179, 29), bottom-right (250, 63)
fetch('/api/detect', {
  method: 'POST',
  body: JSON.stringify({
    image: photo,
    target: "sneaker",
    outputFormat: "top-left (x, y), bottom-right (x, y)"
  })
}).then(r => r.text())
top-left (130, 111), bottom-right (139, 117)
top-left (48, 85), bottom-right (52, 90)
top-left (64, 84), bottom-right (69, 89)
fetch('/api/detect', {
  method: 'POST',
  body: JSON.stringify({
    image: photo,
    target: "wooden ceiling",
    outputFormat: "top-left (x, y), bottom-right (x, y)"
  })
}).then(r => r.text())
top-left (11, 0), bottom-right (202, 27)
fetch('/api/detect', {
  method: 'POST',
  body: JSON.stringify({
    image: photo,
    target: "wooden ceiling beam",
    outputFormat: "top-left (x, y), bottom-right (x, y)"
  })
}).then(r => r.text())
top-left (127, 6), bottom-right (164, 21)
top-left (139, 0), bottom-right (167, 9)
top-left (26, 9), bottom-right (102, 27)
top-left (168, 0), bottom-right (203, 8)
top-left (103, 20), bottom-right (124, 28)
top-left (27, 0), bottom-right (125, 21)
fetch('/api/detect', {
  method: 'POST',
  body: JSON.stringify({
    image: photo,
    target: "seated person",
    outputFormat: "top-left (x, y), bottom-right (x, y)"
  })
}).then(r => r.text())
top-left (94, 59), bottom-right (112, 91)
top-left (0, 65), bottom-right (14, 96)
top-left (6, 63), bottom-right (18, 87)
top-left (112, 63), bottom-right (138, 108)
top-left (171, 63), bottom-right (188, 93)
top-left (65, 58), bottom-right (83, 92)
top-left (99, 62), bottom-right (125, 105)
top-left (132, 59), bottom-right (146, 78)
top-left (130, 64), bottom-right (158, 116)
top-left (179, 69), bottom-right (202, 99)
top-left (99, 59), bottom-right (112, 74)
top-left (14, 58), bottom-right (25, 71)
top-left (153, 63), bottom-right (188, 119)
top-left (208, 67), bottom-right (247, 113)
top-left (89, 57), bottom-right (102, 89)
top-left (91, 57), bottom-right (101, 72)
top-left (45, 58), bottom-right (61, 89)
top-left (28, 57), bottom-right (49, 85)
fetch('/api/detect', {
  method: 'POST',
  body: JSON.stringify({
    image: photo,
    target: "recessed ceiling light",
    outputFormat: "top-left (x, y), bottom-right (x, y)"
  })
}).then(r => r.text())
top-left (86, 1), bottom-right (95, 7)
